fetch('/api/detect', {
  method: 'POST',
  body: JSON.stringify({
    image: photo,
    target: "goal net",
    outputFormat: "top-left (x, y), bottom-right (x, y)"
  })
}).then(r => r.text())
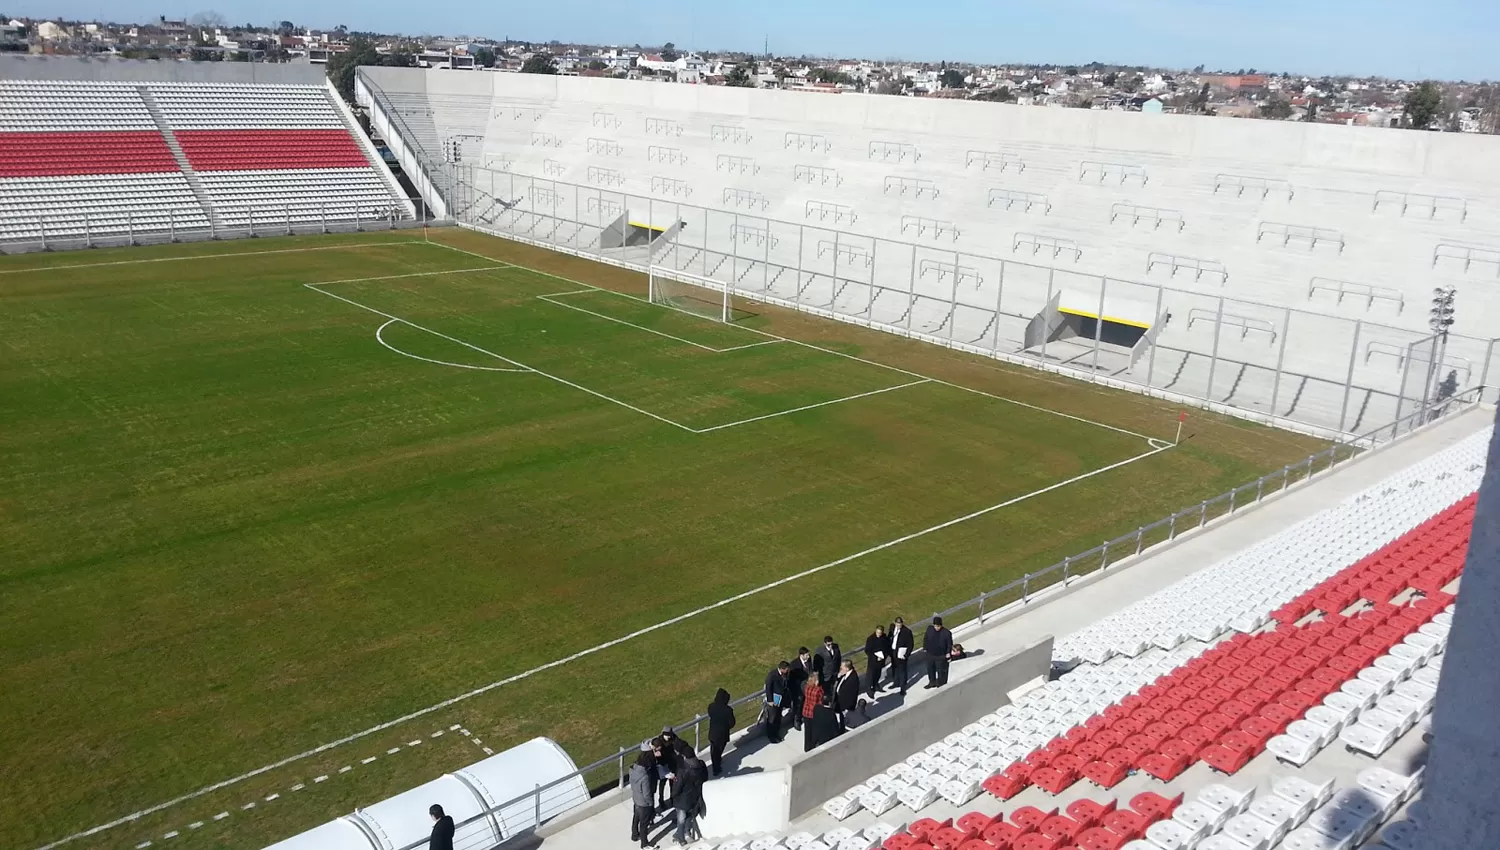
top-left (648, 266), bottom-right (733, 323)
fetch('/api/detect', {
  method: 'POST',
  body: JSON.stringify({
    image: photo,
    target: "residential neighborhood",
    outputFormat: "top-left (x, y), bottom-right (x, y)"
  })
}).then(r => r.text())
top-left (2, 14), bottom-right (1496, 133)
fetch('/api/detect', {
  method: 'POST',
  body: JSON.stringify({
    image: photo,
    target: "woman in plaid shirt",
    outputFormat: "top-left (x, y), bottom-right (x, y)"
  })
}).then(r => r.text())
top-left (801, 677), bottom-right (832, 751)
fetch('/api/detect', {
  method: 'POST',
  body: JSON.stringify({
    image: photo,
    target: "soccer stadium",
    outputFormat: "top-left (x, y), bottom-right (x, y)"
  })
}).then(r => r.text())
top-left (0, 52), bottom-right (1497, 850)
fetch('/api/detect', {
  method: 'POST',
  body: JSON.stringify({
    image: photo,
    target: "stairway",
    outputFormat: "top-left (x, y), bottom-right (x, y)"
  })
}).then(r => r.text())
top-left (322, 82), bottom-right (414, 217)
top-left (139, 86), bottom-right (224, 233)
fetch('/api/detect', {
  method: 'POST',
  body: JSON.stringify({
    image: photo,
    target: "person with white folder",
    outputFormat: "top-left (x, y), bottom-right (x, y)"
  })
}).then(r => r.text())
top-left (863, 625), bottom-right (892, 698)
top-left (888, 616), bottom-right (914, 694)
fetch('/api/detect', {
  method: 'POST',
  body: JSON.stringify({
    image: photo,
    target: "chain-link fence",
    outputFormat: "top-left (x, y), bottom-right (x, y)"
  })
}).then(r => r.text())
top-left (0, 200), bottom-right (438, 256)
top-left (448, 163), bottom-right (1497, 439)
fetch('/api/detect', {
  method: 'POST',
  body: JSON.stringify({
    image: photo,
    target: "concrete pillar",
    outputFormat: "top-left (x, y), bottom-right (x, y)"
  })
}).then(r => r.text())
top-left (1421, 406), bottom-right (1500, 848)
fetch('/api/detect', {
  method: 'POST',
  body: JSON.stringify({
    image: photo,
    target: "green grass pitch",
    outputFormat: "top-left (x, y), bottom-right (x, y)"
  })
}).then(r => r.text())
top-left (0, 229), bottom-right (1326, 850)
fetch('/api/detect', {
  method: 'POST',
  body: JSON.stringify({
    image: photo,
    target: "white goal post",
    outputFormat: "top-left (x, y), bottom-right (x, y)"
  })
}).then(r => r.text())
top-left (648, 266), bottom-right (733, 323)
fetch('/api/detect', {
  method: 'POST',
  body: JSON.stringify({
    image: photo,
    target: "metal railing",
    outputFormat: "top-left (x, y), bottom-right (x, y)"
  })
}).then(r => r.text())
top-left (400, 385), bottom-right (1486, 850)
top-left (0, 201), bottom-right (433, 255)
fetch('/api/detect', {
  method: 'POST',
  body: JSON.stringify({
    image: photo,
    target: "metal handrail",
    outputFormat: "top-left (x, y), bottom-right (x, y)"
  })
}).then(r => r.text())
top-left (398, 385), bottom-right (1486, 850)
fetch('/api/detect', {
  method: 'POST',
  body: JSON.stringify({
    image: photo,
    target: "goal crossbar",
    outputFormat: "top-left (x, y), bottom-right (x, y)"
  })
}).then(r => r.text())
top-left (648, 266), bottom-right (733, 323)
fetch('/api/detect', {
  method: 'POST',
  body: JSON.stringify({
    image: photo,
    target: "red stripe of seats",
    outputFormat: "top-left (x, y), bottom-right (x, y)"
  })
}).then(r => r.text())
top-left (175, 129), bottom-right (372, 171)
top-left (0, 131), bottom-right (180, 177)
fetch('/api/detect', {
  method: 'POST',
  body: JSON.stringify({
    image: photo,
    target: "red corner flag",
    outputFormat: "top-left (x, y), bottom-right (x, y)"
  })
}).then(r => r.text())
top-left (1178, 411), bottom-right (1187, 423)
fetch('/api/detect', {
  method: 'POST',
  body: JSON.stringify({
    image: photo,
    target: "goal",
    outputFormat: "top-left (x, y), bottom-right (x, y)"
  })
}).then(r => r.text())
top-left (648, 266), bottom-right (733, 323)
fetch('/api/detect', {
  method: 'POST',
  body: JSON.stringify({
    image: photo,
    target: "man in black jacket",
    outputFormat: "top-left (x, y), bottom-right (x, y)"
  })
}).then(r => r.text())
top-left (923, 616), bottom-right (954, 688)
top-left (863, 625), bottom-right (891, 698)
top-left (888, 616), bottom-right (915, 694)
top-left (428, 804), bottom-right (455, 850)
top-left (787, 647), bottom-right (815, 731)
top-left (671, 750), bottom-right (708, 844)
top-left (763, 661), bottom-right (791, 743)
top-left (832, 659), bottom-right (862, 731)
top-left (815, 635), bottom-right (841, 686)
top-left (706, 688), bottom-right (736, 777)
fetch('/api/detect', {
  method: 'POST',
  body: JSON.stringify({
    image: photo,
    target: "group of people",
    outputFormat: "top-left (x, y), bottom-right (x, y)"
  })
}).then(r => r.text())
top-left (627, 721), bottom-right (721, 846)
top-left (424, 617), bottom-right (967, 849)
top-left (761, 616), bottom-right (963, 749)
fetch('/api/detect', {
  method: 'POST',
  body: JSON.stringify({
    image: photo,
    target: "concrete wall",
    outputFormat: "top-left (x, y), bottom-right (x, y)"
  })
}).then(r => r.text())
top-left (781, 635), bottom-right (1053, 820)
top-left (1421, 405), bottom-right (1500, 848)
top-left (0, 54), bottom-right (325, 84)
top-left (359, 67), bottom-right (1500, 433)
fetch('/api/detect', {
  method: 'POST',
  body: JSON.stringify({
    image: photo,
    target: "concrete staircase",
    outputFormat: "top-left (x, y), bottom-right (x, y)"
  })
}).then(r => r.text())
top-left (139, 86), bottom-right (224, 232)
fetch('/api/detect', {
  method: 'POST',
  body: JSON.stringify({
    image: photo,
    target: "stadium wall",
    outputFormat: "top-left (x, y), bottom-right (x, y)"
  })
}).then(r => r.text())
top-left (0, 53), bottom-right (325, 84)
top-left (358, 67), bottom-right (1500, 436)
top-left (781, 635), bottom-right (1054, 820)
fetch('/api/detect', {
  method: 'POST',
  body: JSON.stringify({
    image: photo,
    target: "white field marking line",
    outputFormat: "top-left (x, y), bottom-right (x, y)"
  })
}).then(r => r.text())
top-left (304, 283), bottom-right (697, 434)
top-left (457, 726), bottom-right (495, 756)
top-left (375, 320), bottom-right (530, 373)
top-left (425, 239), bottom-right (1157, 445)
top-left (129, 727), bottom-right (451, 849)
top-left (536, 290), bottom-right (785, 354)
top-left (307, 264), bottom-right (512, 287)
top-left (42, 441), bottom-right (1170, 850)
top-left (0, 239), bottom-right (436, 276)
top-left (689, 379), bottom-right (932, 434)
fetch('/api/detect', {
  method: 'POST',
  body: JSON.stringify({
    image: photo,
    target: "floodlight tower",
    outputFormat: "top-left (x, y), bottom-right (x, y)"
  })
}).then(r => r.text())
top-left (1427, 285), bottom-right (1458, 416)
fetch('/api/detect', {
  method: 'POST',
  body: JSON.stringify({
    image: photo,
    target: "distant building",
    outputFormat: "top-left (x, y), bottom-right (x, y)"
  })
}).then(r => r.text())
top-left (36, 21), bottom-right (66, 40)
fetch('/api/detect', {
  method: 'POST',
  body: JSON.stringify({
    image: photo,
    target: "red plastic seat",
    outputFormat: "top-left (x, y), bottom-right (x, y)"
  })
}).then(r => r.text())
top-left (1102, 810), bottom-right (1148, 840)
top-left (1080, 759), bottom-right (1128, 789)
top-left (1112, 715), bottom-right (1144, 737)
top-left (956, 811), bottom-right (997, 835)
top-left (1039, 815), bottom-right (1085, 842)
top-left (1011, 806), bottom-right (1058, 832)
top-left (1130, 790), bottom-right (1184, 822)
top-left (1103, 745), bottom-right (1144, 769)
top-left (1066, 798), bottom-right (1118, 829)
top-left (884, 834), bottom-right (917, 850)
top-left (957, 840), bottom-right (991, 850)
top-left (931, 827), bottom-right (970, 850)
top-left (1030, 765), bottom-right (1078, 795)
top-left (910, 818), bottom-right (952, 842)
top-left (1076, 826), bottom-right (1127, 850)
top-left (1072, 740), bottom-right (1107, 762)
top-left (1198, 712), bottom-right (1234, 737)
top-left (1012, 834), bottom-right (1061, 850)
top-left (1139, 750), bottom-right (1189, 782)
top-left (1200, 742), bottom-right (1253, 774)
top-left (981, 821), bottom-right (1022, 849)
top-left (982, 772), bottom-right (1028, 801)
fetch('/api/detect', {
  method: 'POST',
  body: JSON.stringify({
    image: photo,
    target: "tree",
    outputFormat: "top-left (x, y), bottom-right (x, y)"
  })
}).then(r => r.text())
top-left (939, 68), bottom-right (966, 89)
top-left (188, 10), bottom-right (227, 28)
top-left (1404, 81), bottom-right (1443, 130)
top-left (1258, 98), bottom-right (1294, 120)
top-left (1121, 74), bottom-right (1144, 93)
top-left (472, 46), bottom-right (496, 68)
top-left (724, 64), bottom-right (754, 87)
top-left (971, 87), bottom-right (1015, 103)
top-left (1064, 66), bottom-right (1079, 76)
top-left (810, 67), bottom-right (853, 86)
top-left (1101, 71), bottom-right (1118, 87)
top-left (325, 36), bottom-right (380, 103)
top-left (276, 20), bottom-right (295, 34)
top-left (521, 52), bottom-right (558, 74)
top-left (661, 41), bottom-right (678, 62)
top-left (1073, 98), bottom-right (1093, 109)
top-left (586, 59), bottom-right (606, 71)
top-left (1191, 82), bottom-right (1210, 113)
top-left (189, 47), bottom-right (222, 62)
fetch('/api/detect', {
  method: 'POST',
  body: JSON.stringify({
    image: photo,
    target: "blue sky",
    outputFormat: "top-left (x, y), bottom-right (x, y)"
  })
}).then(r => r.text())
top-left (9, 0), bottom-right (1497, 80)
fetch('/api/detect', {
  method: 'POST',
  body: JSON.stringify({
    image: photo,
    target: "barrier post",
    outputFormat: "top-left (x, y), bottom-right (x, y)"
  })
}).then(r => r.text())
top-left (320, 203), bottom-right (327, 234)
top-left (356, 202), bottom-right (365, 232)
top-left (168, 209), bottom-right (175, 243)
top-left (127, 211), bottom-right (134, 246)
top-left (38, 214), bottom-right (47, 251)
top-left (285, 205), bottom-right (292, 236)
top-left (84, 213), bottom-right (92, 248)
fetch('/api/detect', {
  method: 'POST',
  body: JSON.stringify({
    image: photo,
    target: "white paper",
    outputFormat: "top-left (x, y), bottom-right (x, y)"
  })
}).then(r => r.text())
top-left (874, 652), bottom-right (885, 660)
top-left (897, 648), bottom-right (908, 659)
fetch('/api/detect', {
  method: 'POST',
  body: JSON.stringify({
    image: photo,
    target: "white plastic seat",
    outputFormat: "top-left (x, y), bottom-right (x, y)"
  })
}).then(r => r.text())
top-left (1357, 766), bottom-right (1421, 804)
top-left (895, 782), bottom-right (937, 811)
top-left (1339, 721), bottom-right (1398, 757)
top-left (1196, 784), bottom-right (1255, 818)
top-left (823, 795), bottom-right (862, 820)
top-left (1248, 794), bottom-right (1302, 836)
top-left (1220, 813), bottom-right (1277, 850)
top-left (1173, 800), bottom-right (1227, 834)
top-left (1278, 826), bottom-right (1352, 850)
top-left (1267, 734), bottom-right (1320, 766)
top-left (1379, 818), bottom-right (1423, 850)
top-left (1274, 776), bottom-right (1336, 810)
top-left (859, 788), bottom-right (899, 815)
top-left (1144, 819), bottom-right (1197, 850)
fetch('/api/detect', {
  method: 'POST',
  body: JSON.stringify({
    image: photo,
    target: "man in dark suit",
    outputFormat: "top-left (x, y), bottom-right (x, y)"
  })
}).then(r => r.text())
top-left (428, 804), bottom-right (455, 850)
top-left (787, 647), bottom-right (816, 730)
top-left (832, 659), bottom-right (862, 731)
top-left (763, 661), bottom-right (791, 743)
top-left (863, 625), bottom-right (891, 698)
top-left (923, 616), bottom-right (954, 688)
top-left (815, 635), bottom-right (841, 686)
top-left (706, 689), bottom-right (736, 777)
top-left (888, 616), bottom-right (914, 694)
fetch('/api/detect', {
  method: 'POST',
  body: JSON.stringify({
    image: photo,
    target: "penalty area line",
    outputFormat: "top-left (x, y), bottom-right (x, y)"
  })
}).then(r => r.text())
top-left (31, 440), bottom-right (1170, 850)
top-left (0, 239), bottom-right (440, 276)
top-left (690, 379), bottom-right (931, 433)
top-left (423, 237), bottom-right (1159, 447)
